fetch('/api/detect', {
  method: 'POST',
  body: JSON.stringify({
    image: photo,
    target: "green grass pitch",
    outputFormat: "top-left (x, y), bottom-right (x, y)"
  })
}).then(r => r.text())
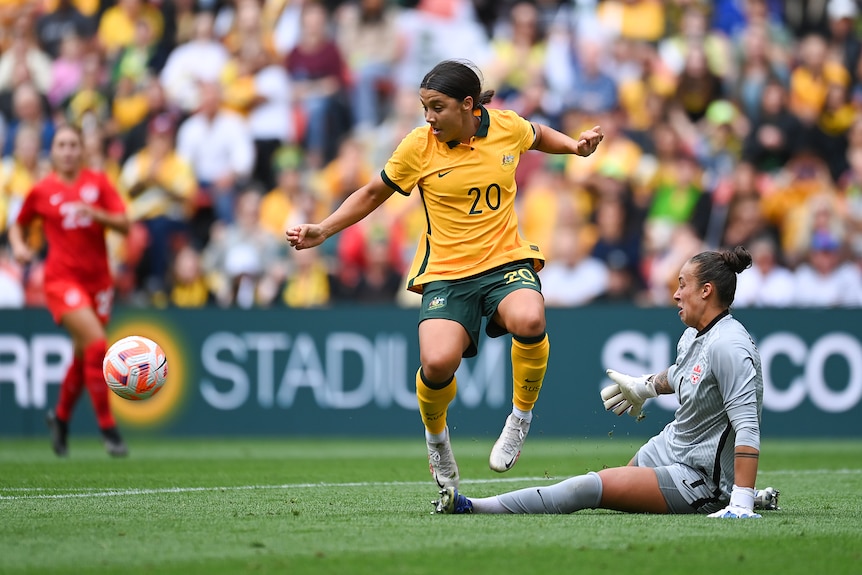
top-left (1, 436), bottom-right (861, 574)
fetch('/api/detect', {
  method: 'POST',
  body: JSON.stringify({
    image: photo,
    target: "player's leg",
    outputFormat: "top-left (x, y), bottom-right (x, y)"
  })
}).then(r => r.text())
top-left (417, 318), bottom-right (471, 488)
top-left (435, 468), bottom-right (664, 515)
top-left (47, 353), bottom-right (84, 457)
top-left (61, 304), bottom-right (128, 457)
top-left (487, 272), bottom-right (547, 472)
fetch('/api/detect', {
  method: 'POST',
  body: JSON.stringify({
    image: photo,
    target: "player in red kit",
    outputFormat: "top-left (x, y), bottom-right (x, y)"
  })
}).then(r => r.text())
top-left (8, 125), bottom-right (130, 457)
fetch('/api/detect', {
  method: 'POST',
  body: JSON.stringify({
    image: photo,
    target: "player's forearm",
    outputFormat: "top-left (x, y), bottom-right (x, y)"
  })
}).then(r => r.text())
top-left (732, 446), bottom-right (759, 488)
top-left (651, 369), bottom-right (672, 395)
top-left (318, 183), bottom-right (390, 239)
top-left (531, 124), bottom-right (580, 155)
top-left (94, 209), bottom-right (130, 235)
top-left (7, 223), bottom-right (26, 252)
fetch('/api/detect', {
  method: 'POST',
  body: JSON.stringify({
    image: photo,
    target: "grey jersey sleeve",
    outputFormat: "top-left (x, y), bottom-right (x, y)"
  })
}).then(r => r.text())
top-left (710, 332), bottom-right (761, 450)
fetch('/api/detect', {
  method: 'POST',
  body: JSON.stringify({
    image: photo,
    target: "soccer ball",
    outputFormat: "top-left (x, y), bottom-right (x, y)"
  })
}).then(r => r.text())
top-left (103, 336), bottom-right (168, 401)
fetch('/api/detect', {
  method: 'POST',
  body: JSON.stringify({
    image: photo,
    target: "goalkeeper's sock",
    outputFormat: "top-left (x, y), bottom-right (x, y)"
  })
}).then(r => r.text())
top-left (82, 339), bottom-right (116, 429)
top-left (416, 368), bottom-right (457, 436)
top-left (56, 354), bottom-right (84, 422)
top-left (511, 333), bottom-right (549, 412)
top-left (480, 472), bottom-right (603, 514)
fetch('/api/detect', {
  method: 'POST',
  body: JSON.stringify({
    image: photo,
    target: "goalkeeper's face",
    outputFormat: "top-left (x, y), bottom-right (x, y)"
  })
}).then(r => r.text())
top-left (673, 262), bottom-right (709, 330)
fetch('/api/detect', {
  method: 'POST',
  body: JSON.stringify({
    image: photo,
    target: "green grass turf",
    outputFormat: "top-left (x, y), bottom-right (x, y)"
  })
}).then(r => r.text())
top-left (1, 437), bottom-right (860, 575)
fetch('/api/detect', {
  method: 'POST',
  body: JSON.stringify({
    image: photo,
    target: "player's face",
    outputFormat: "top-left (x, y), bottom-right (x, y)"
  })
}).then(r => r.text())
top-left (673, 261), bottom-right (709, 329)
top-left (51, 128), bottom-right (83, 177)
top-left (419, 89), bottom-right (472, 143)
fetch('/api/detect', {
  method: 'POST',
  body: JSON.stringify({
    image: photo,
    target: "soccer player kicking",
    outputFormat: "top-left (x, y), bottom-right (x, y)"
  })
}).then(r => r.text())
top-left (288, 59), bottom-right (603, 489)
top-left (435, 247), bottom-right (779, 518)
top-left (9, 125), bottom-right (130, 457)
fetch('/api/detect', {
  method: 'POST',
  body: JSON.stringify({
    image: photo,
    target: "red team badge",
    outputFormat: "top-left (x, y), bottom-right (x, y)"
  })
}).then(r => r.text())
top-left (691, 364), bottom-right (703, 385)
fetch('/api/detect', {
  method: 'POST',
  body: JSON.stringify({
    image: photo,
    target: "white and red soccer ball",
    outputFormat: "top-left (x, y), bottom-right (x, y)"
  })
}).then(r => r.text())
top-left (103, 336), bottom-right (168, 401)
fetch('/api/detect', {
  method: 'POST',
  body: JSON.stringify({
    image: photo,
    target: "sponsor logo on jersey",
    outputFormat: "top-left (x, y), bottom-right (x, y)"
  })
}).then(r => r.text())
top-left (427, 296), bottom-right (447, 311)
top-left (49, 193), bottom-right (63, 206)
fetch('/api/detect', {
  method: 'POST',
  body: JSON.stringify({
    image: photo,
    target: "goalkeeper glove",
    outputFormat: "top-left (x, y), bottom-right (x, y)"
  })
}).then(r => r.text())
top-left (601, 369), bottom-right (658, 418)
top-left (707, 485), bottom-right (762, 519)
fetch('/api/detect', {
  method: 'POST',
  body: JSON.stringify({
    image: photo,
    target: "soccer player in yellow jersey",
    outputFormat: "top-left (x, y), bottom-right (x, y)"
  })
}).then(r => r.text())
top-left (287, 60), bottom-right (603, 488)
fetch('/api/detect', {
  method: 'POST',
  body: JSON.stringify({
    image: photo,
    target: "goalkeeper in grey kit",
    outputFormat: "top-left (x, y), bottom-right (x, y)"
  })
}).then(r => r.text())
top-left (435, 246), bottom-right (779, 518)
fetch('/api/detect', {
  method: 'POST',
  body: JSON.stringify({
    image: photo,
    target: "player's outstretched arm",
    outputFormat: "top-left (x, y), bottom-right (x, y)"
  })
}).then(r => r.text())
top-left (287, 174), bottom-right (394, 250)
top-left (600, 368), bottom-right (669, 418)
top-left (530, 123), bottom-right (604, 157)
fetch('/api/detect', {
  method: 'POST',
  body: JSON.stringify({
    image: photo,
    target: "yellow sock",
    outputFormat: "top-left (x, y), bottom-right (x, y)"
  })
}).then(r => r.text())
top-left (511, 333), bottom-right (549, 412)
top-left (415, 368), bottom-right (457, 435)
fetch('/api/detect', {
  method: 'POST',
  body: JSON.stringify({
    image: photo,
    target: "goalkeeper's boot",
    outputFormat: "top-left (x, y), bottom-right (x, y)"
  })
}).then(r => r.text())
top-left (754, 487), bottom-right (780, 511)
top-left (433, 486), bottom-right (473, 515)
top-left (489, 414), bottom-right (530, 472)
top-left (101, 427), bottom-right (129, 458)
top-left (45, 410), bottom-right (68, 457)
top-left (427, 426), bottom-right (459, 489)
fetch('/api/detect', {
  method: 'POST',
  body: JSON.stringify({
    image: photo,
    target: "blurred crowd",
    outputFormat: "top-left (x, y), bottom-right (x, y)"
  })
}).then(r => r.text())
top-left (1, 0), bottom-right (861, 310)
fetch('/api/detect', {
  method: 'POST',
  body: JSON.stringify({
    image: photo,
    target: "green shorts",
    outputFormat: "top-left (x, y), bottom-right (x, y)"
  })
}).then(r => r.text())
top-left (418, 260), bottom-right (543, 358)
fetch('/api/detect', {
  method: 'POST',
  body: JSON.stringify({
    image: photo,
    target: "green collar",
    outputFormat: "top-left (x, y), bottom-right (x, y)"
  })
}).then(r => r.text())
top-left (446, 105), bottom-right (490, 148)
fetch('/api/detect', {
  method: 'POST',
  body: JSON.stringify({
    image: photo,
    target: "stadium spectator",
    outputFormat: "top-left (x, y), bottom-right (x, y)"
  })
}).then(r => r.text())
top-left (159, 11), bottom-right (229, 113)
top-left (349, 235), bottom-right (404, 305)
top-left (540, 224), bottom-right (609, 307)
top-left (590, 194), bottom-right (645, 300)
top-left (335, 0), bottom-right (400, 132)
top-left (97, 0), bottom-right (164, 62)
top-left (788, 33), bottom-right (850, 127)
top-left (742, 78), bottom-right (803, 173)
top-left (202, 186), bottom-right (283, 308)
top-left (3, 82), bottom-right (54, 158)
top-left (483, 2), bottom-right (547, 106)
top-left (8, 125), bottom-right (130, 457)
top-left (659, 5), bottom-right (732, 79)
top-left (792, 230), bottom-right (862, 306)
top-left (276, 243), bottom-right (331, 308)
top-left (729, 23), bottom-right (790, 122)
top-left (0, 243), bottom-right (25, 308)
top-left (0, 13), bottom-right (52, 95)
top-left (258, 146), bottom-right (316, 240)
top-left (596, 0), bottom-right (666, 43)
top-left (167, 243), bottom-right (215, 308)
top-left (284, 2), bottom-right (353, 168)
top-left (566, 39), bottom-right (619, 115)
top-left (120, 112), bottom-right (196, 299)
top-left (175, 80), bottom-right (255, 224)
top-left (220, 36), bottom-right (294, 190)
top-left (436, 247), bottom-right (767, 519)
top-left (47, 33), bottom-right (86, 109)
top-left (734, 234), bottom-right (795, 307)
top-left (120, 75), bottom-right (177, 163)
top-left (35, 0), bottom-right (97, 59)
top-left (1, 125), bottom-right (51, 234)
top-left (288, 59), bottom-right (604, 489)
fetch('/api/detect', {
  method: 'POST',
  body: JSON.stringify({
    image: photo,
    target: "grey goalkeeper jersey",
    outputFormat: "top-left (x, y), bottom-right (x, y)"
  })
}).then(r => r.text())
top-left (660, 312), bottom-right (763, 497)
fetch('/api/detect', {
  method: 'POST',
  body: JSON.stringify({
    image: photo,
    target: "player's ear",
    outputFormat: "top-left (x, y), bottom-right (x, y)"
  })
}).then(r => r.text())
top-left (702, 282), bottom-right (713, 299)
top-left (462, 96), bottom-right (473, 112)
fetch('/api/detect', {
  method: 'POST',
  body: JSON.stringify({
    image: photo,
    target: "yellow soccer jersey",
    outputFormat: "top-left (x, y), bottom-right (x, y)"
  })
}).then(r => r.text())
top-left (381, 106), bottom-right (545, 293)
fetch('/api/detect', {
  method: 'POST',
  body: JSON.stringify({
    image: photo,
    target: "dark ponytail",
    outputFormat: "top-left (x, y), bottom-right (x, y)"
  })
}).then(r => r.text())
top-left (420, 59), bottom-right (495, 109)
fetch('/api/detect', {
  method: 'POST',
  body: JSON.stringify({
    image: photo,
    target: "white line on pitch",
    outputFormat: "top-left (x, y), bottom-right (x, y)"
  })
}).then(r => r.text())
top-left (1, 469), bottom-right (859, 501)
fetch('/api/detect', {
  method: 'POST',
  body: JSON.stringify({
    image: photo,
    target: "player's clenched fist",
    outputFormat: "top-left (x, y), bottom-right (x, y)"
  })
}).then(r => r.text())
top-left (601, 369), bottom-right (658, 418)
top-left (286, 224), bottom-right (326, 250)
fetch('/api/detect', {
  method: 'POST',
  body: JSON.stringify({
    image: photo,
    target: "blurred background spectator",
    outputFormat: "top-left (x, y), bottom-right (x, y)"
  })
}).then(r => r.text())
top-left (0, 0), bottom-right (860, 309)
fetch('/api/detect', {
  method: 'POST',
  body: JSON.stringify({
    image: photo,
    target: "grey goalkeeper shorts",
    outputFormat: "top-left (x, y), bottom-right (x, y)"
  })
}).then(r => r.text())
top-left (634, 437), bottom-right (727, 515)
